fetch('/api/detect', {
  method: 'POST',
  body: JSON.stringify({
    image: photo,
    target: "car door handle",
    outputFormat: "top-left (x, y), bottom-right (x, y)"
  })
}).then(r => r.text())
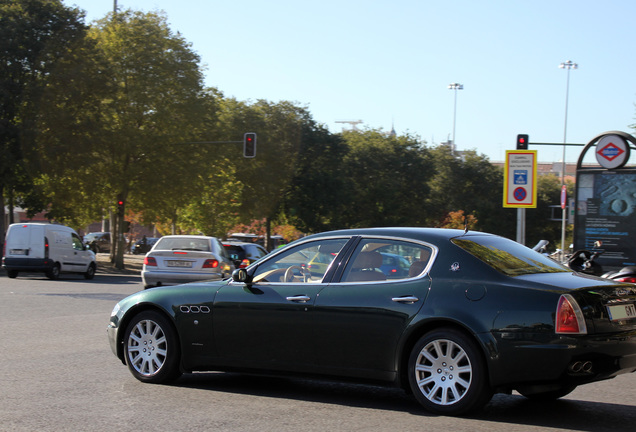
top-left (286, 295), bottom-right (311, 303)
top-left (392, 296), bottom-right (419, 304)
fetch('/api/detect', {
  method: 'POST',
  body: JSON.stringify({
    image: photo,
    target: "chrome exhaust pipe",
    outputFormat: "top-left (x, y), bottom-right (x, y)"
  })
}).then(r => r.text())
top-left (569, 361), bottom-right (583, 373)
top-left (568, 360), bottom-right (593, 374)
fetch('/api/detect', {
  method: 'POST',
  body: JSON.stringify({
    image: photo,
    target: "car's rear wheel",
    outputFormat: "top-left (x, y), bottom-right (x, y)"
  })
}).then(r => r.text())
top-left (46, 263), bottom-right (60, 280)
top-left (124, 310), bottom-right (181, 383)
top-left (408, 328), bottom-right (493, 415)
top-left (7, 270), bottom-right (18, 278)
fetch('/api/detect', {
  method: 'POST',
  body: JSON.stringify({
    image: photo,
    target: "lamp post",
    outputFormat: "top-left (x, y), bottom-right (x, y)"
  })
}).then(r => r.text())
top-left (448, 83), bottom-right (463, 153)
top-left (559, 60), bottom-right (577, 258)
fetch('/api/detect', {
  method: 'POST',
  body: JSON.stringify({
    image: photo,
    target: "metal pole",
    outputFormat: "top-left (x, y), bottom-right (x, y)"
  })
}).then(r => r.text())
top-left (448, 83), bottom-right (463, 154)
top-left (559, 60), bottom-right (577, 259)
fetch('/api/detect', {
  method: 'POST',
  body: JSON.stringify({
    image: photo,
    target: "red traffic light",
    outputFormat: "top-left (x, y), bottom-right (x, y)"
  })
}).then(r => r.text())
top-left (516, 134), bottom-right (529, 150)
top-left (243, 132), bottom-right (257, 158)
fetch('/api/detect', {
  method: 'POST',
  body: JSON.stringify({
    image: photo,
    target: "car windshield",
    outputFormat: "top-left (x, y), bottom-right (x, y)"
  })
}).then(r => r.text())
top-left (452, 235), bottom-right (569, 276)
top-left (155, 237), bottom-right (210, 252)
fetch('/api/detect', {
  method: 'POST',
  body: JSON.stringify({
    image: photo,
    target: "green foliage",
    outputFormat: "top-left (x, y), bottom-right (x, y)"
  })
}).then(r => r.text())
top-left (1, 0), bottom-right (89, 226)
top-left (177, 162), bottom-right (243, 237)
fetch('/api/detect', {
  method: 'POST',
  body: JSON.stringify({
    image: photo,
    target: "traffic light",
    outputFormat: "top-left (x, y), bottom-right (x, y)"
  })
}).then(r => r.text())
top-left (243, 132), bottom-right (257, 158)
top-left (516, 134), bottom-right (529, 150)
top-left (117, 199), bottom-right (124, 213)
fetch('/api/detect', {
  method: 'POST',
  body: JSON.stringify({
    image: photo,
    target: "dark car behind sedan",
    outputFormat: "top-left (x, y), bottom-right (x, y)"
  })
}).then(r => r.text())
top-left (222, 241), bottom-right (268, 268)
top-left (108, 227), bottom-right (636, 415)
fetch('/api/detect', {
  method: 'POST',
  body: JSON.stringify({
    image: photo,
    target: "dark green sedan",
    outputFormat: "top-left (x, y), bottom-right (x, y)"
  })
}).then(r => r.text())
top-left (107, 227), bottom-right (636, 415)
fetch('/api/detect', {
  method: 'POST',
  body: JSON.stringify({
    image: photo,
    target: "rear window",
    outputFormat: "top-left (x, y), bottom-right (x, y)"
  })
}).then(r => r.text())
top-left (452, 235), bottom-right (569, 276)
top-left (224, 245), bottom-right (244, 257)
top-left (155, 237), bottom-right (211, 252)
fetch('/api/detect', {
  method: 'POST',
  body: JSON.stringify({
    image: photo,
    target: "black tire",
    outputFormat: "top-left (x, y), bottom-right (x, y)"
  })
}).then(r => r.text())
top-left (518, 385), bottom-right (577, 401)
top-left (7, 270), bottom-right (18, 278)
top-left (84, 263), bottom-right (96, 280)
top-left (408, 328), bottom-right (493, 415)
top-left (123, 310), bottom-right (182, 383)
top-left (46, 263), bottom-right (61, 280)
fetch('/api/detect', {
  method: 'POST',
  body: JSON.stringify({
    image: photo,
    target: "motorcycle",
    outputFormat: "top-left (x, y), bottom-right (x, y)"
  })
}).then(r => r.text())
top-left (536, 239), bottom-right (636, 282)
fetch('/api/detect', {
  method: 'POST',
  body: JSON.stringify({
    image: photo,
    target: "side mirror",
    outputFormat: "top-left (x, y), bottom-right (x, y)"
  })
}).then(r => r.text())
top-left (232, 268), bottom-right (252, 284)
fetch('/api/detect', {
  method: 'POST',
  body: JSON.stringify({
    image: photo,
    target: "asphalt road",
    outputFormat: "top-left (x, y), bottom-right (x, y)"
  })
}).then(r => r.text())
top-left (0, 268), bottom-right (634, 432)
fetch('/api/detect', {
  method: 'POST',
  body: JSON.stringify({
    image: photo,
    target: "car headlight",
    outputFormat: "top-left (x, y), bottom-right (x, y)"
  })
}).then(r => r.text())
top-left (110, 303), bottom-right (121, 318)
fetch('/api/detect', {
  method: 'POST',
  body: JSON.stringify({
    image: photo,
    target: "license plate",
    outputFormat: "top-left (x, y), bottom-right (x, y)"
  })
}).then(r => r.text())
top-left (166, 260), bottom-right (193, 268)
top-left (607, 303), bottom-right (636, 321)
top-left (10, 249), bottom-right (28, 255)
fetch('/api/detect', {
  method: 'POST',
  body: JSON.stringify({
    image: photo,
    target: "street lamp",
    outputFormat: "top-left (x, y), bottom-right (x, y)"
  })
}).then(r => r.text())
top-left (448, 83), bottom-right (463, 152)
top-left (559, 60), bottom-right (577, 258)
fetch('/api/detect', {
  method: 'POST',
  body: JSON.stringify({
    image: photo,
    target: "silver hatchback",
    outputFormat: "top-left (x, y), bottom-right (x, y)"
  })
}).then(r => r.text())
top-left (142, 235), bottom-right (234, 289)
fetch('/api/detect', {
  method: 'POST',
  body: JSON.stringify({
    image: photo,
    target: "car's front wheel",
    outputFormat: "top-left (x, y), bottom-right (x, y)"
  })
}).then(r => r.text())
top-left (408, 328), bottom-right (493, 415)
top-left (123, 310), bottom-right (182, 383)
top-left (84, 263), bottom-right (96, 280)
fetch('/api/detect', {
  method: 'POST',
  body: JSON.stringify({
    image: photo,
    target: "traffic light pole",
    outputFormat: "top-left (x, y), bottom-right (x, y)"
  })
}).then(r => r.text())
top-left (182, 132), bottom-right (257, 158)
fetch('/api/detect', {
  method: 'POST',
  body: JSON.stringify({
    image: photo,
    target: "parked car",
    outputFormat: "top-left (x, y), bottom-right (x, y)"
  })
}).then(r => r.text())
top-left (3, 223), bottom-right (96, 280)
top-left (108, 227), bottom-right (636, 415)
top-left (141, 235), bottom-right (234, 288)
top-left (379, 252), bottom-right (412, 278)
top-left (222, 241), bottom-right (268, 268)
top-left (132, 237), bottom-right (159, 255)
top-left (84, 232), bottom-right (111, 254)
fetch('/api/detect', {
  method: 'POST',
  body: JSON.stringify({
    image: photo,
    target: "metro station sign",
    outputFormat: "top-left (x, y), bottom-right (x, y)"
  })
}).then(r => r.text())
top-left (596, 134), bottom-right (630, 169)
top-left (503, 150), bottom-right (537, 208)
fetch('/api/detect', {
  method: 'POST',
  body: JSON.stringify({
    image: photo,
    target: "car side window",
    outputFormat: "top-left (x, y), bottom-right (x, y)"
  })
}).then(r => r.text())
top-left (72, 233), bottom-right (84, 251)
top-left (252, 239), bottom-right (348, 283)
top-left (342, 239), bottom-right (432, 282)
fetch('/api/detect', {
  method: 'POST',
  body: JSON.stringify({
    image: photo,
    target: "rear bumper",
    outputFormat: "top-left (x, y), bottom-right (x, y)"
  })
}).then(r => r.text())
top-left (490, 330), bottom-right (636, 388)
top-left (2, 257), bottom-right (54, 273)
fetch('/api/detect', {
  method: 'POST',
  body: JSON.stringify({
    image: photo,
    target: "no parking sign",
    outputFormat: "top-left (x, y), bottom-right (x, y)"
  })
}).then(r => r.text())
top-left (503, 150), bottom-right (537, 208)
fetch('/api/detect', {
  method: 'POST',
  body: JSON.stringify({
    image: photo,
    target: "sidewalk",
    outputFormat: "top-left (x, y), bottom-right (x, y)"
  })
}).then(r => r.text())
top-left (96, 253), bottom-right (144, 275)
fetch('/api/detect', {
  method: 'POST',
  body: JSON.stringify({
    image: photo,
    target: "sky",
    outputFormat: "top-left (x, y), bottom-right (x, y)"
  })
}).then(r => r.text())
top-left (62, 0), bottom-right (636, 163)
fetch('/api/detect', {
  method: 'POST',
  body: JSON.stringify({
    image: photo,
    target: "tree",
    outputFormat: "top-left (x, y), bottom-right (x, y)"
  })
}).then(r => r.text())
top-left (0, 0), bottom-right (89, 247)
top-left (339, 129), bottom-right (433, 228)
top-left (25, 9), bottom-right (207, 268)
top-left (218, 99), bottom-right (313, 247)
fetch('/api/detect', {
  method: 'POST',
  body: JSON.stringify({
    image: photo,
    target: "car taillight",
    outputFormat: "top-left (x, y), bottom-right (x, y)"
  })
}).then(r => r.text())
top-left (239, 259), bottom-right (250, 268)
top-left (203, 259), bottom-right (219, 269)
top-left (44, 236), bottom-right (49, 259)
top-left (555, 294), bottom-right (587, 334)
top-left (144, 257), bottom-right (157, 266)
top-left (615, 276), bottom-right (636, 283)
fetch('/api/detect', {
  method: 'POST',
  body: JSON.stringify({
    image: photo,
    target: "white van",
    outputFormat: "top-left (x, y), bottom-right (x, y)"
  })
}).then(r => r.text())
top-left (2, 223), bottom-right (97, 280)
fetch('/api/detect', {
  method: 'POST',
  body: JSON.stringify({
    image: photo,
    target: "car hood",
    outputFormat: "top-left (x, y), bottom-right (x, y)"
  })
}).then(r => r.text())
top-left (115, 279), bottom-right (232, 313)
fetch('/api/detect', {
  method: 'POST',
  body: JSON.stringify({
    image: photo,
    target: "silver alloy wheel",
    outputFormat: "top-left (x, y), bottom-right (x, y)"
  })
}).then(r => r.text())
top-left (413, 338), bottom-right (473, 405)
top-left (126, 318), bottom-right (168, 376)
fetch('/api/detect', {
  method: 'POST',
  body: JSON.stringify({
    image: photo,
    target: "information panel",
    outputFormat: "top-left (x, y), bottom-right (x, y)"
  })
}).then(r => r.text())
top-left (503, 150), bottom-right (537, 208)
top-left (574, 170), bottom-right (636, 268)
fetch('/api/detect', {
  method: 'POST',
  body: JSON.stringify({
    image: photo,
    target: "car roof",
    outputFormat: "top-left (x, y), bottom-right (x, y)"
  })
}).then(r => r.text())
top-left (158, 235), bottom-right (216, 240)
top-left (301, 227), bottom-right (493, 243)
top-left (223, 241), bottom-right (257, 246)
